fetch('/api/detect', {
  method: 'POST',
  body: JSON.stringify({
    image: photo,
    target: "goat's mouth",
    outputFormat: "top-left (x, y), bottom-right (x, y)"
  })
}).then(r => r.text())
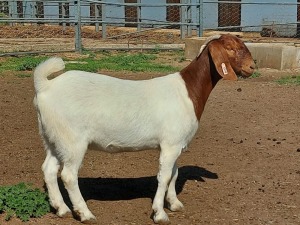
top-left (240, 68), bottom-right (255, 78)
top-left (240, 61), bottom-right (256, 78)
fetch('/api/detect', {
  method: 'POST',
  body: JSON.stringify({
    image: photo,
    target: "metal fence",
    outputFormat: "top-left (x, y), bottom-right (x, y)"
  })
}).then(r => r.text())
top-left (0, 0), bottom-right (300, 55)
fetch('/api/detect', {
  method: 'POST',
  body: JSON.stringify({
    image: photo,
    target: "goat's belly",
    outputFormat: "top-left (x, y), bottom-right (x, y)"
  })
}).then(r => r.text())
top-left (88, 142), bottom-right (159, 153)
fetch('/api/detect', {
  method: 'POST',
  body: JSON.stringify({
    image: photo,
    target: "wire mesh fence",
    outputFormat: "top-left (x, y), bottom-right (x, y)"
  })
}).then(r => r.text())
top-left (214, 1), bottom-right (300, 38)
top-left (0, 0), bottom-right (300, 55)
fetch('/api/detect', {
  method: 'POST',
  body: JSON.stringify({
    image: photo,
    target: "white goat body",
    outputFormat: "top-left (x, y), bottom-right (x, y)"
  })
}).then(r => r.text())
top-left (35, 58), bottom-right (198, 154)
top-left (34, 58), bottom-right (198, 223)
top-left (34, 34), bottom-right (255, 224)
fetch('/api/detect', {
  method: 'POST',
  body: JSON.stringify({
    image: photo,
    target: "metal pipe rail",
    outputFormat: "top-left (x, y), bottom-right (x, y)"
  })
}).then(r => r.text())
top-left (1, 0), bottom-right (298, 55)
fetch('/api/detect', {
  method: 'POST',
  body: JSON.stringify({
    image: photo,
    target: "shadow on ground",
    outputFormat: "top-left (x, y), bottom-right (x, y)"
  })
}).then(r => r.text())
top-left (73, 165), bottom-right (218, 201)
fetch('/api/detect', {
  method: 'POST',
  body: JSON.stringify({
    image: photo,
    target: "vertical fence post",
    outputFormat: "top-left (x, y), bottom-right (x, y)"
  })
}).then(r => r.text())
top-left (180, 0), bottom-right (186, 39)
top-left (102, 2), bottom-right (107, 39)
top-left (197, 0), bottom-right (203, 37)
top-left (137, 0), bottom-right (141, 32)
top-left (75, 0), bottom-right (82, 53)
top-left (95, 3), bottom-right (100, 32)
top-left (32, 1), bottom-right (37, 26)
top-left (62, 3), bottom-right (67, 31)
top-left (8, 0), bottom-right (17, 26)
top-left (187, 0), bottom-right (192, 37)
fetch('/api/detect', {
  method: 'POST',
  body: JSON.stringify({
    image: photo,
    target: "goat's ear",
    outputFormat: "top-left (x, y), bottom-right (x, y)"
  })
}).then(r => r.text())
top-left (208, 41), bottom-right (238, 81)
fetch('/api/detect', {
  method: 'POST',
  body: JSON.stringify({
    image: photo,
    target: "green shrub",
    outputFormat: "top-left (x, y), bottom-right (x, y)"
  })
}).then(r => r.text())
top-left (16, 57), bottom-right (46, 71)
top-left (0, 183), bottom-right (50, 222)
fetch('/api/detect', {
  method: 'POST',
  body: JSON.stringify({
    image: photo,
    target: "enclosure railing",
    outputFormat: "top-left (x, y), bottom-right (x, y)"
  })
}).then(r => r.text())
top-left (0, 0), bottom-right (203, 53)
top-left (0, 0), bottom-right (300, 55)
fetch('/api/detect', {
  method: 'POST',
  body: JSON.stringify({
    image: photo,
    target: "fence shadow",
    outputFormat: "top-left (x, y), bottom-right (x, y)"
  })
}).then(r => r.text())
top-left (74, 165), bottom-right (218, 201)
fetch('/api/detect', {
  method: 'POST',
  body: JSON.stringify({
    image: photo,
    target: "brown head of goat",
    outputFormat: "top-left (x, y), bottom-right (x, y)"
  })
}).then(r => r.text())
top-left (180, 34), bottom-right (255, 120)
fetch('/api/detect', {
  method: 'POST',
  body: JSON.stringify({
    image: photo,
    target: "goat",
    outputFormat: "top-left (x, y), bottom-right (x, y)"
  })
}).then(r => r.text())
top-left (33, 34), bottom-right (255, 224)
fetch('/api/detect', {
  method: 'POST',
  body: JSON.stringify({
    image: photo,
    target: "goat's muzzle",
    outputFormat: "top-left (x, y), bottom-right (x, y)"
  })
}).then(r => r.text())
top-left (240, 60), bottom-right (255, 78)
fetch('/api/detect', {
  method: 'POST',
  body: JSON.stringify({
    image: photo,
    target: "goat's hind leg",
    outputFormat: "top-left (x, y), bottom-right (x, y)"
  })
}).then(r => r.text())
top-left (60, 143), bottom-right (96, 223)
top-left (42, 149), bottom-right (71, 217)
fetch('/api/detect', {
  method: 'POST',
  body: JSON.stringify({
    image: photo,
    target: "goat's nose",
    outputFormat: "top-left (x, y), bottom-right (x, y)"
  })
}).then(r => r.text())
top-left (250, 62), bottom-right (255, 70)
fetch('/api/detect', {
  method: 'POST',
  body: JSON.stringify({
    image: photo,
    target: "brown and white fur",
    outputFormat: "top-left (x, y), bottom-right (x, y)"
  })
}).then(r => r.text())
top-left (33, 34), bottom-right (255, 224)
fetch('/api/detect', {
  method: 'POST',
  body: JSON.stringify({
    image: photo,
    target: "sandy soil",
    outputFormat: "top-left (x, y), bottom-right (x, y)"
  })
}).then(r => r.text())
top-left (1, 57), bottom-right (300, 225)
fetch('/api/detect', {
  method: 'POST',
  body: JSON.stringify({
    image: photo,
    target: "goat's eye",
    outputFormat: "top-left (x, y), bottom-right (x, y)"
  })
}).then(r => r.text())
top-left (228, 49), bottom-right (235, 54)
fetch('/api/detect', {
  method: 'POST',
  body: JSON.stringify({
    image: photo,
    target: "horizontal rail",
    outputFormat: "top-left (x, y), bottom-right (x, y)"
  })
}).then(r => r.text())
top-left (0, 18), bottom-right (200, 26)
top-left (2, 18), bottom-right (299, 27)
top-left (2, 0), bottom-right (297, 7)
top-left (0, 49), bottom-right (75, 57)
top-left (1, 0), bottom-right (299, 55)
top-left (84, 0), bottom-right (300, 6)
top-left (204, 1), bottom-right (300, 5)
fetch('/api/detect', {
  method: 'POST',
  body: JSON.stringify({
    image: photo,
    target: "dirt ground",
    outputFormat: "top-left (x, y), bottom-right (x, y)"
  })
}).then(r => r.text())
top-left (1, 54), bottom-right (300, 225)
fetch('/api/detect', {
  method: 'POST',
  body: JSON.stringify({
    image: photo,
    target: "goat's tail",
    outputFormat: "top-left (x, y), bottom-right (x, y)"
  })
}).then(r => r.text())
top-left (34, 57), bottom-right (65, 93)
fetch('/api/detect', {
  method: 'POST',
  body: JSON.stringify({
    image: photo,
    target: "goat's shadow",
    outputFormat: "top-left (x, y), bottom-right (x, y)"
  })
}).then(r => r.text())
top-left (59, 166), bottom-right (218, 202)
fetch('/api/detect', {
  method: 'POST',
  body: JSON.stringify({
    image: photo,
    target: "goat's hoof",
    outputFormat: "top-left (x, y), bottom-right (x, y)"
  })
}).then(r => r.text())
top-left (153, 211), bottom-right (170, 224)
top-left (76, 210), bottom-right (96, 224)
top-left (169, 200), bottom-right (184, 212)
top-left (57, 211), bottom-right (73, 219)
top-left (82, 217), bottom-right (97, 224)
top-left (56, 205), bottom-right (72, 218)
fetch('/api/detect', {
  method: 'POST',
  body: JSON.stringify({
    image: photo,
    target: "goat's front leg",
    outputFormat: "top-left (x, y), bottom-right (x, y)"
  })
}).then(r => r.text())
top-left (152, 145), bottom-right (181, 224)
top-left (166, 163), bottom-right (184, 212)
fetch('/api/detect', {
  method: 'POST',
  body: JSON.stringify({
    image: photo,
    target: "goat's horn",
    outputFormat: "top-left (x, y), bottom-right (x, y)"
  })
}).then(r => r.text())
top-left (197, 34), bottom-right (222, 57)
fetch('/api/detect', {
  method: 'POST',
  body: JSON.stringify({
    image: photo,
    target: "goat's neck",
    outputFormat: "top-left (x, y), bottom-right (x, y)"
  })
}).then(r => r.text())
top-left (180, 49), bottom-right (221, 121)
